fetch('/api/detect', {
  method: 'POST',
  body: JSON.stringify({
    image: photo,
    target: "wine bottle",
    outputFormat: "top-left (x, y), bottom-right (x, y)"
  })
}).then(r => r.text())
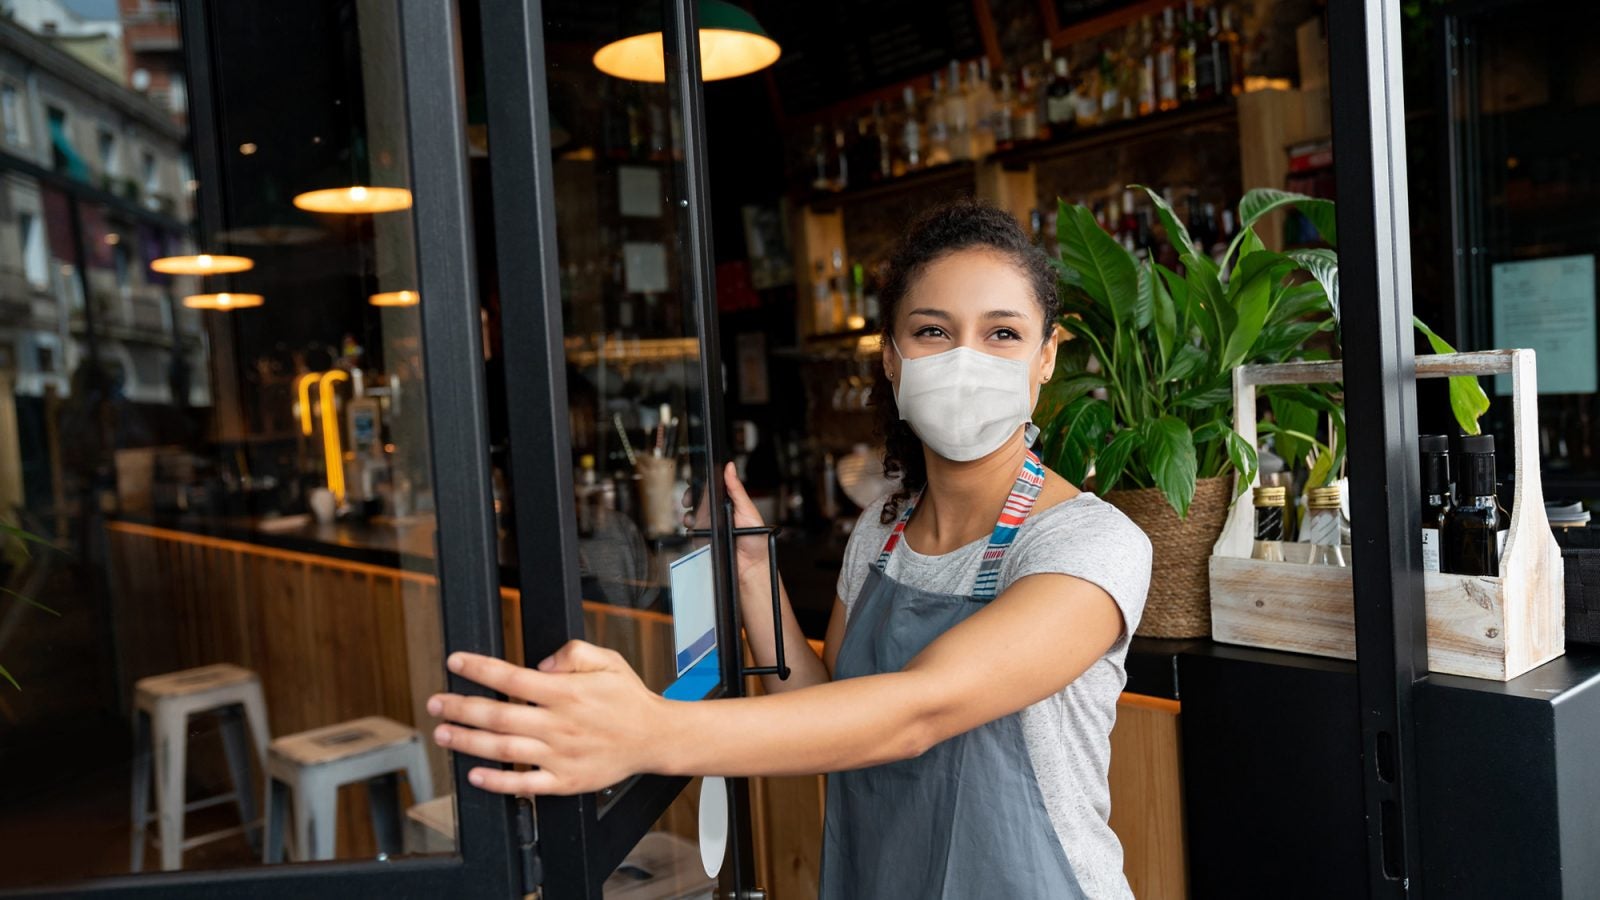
top-left (1419, 434), bottom-right (1451, 573)
top-left (1443, 435), bottom-right (1502, 576)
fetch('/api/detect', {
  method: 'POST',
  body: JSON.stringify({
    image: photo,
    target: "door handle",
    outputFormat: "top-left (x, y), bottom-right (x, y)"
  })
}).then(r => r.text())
top-left (689, 500), bottom-right (791, 681)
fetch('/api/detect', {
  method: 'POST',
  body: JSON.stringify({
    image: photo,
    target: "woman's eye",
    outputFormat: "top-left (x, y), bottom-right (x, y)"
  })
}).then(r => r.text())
top-left (913, 326), bottom-right (947, 338)
top-left (992, 328), bottom-right (1022, 341)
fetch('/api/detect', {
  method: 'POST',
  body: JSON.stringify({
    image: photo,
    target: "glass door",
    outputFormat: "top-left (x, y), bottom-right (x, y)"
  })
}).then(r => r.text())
top-left (475, 0), bottom-right (758, 896)
top-left (0, 0), bottom-right (521, 897)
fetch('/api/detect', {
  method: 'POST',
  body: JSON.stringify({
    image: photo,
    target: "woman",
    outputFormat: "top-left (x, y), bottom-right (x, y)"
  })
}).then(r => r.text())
top-left (428, 200), bottom-right (1153, 899)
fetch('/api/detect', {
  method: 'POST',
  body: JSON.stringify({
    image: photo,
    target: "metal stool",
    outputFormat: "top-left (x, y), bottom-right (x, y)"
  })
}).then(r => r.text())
top-left (263, 716), bottom-right (434, 862)
top-left (130, 663), bottom-right (271, 872)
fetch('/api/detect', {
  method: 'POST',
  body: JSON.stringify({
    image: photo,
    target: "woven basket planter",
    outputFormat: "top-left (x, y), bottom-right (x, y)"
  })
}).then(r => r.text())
top-left (1105, 475), bottom-right (1233, 639)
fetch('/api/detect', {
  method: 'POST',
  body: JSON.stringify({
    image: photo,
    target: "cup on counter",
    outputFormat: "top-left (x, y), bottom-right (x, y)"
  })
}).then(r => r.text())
top-left (635, 456), bottom-right (680, 538)
top-left (308, 487), bottom-right (337, 524)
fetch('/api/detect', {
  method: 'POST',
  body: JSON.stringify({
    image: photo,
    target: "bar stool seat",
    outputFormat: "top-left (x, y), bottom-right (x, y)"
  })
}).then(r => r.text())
top-left (263, 715), bottom-right (434, 862)
top-left (131, 663), bottom-right (271, 872)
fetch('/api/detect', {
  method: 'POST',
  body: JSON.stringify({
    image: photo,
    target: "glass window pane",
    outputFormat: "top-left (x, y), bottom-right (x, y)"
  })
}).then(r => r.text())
top-left (0, 1), bottom-right (466, 887)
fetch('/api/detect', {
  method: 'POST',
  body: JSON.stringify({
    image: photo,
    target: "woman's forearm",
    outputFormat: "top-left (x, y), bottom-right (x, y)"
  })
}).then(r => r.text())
top-left (657, 670), bottom-right (934, 777)
top-left (736, 566), bottom-right (830, 693)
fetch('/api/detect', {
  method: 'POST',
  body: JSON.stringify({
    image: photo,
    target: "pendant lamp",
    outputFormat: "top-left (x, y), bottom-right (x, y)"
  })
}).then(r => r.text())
top-left (182, 292), bottom-right (264, 311)
top-left (293, 184), bottom-right (413, 215)
top-left (593, 0), bottom-right (780, 83)
top-left (150, 253), bottom-right (254, 276)
top-left (369, 289), bottom-right (419, 307)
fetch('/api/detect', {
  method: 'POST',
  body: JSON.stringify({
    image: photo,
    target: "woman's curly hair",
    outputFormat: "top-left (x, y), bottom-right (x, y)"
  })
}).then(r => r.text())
top-left (873, 199), bottom-right (1061, 524)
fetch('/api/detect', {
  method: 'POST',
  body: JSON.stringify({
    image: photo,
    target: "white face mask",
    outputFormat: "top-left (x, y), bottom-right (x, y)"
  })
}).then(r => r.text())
top-left (892, 339), bottom-right (1040, 462)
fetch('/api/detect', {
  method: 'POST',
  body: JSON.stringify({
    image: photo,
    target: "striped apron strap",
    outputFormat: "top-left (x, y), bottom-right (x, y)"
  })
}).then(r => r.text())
top-left (971, 450), bottom-right (1046, 601)
top-left (875, 492), bottom-right (920, 572)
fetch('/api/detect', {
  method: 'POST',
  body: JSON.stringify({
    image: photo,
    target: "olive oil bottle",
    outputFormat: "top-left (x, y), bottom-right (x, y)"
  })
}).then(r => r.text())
top-left (1443, 435), bottom-right (1500, 576)
top-left (1419, 435), bottom-right (1451, 573)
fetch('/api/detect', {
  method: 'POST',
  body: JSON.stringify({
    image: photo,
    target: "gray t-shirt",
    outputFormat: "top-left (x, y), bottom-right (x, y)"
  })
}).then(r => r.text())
top-left (835, 490), bottom-right (1152, 900)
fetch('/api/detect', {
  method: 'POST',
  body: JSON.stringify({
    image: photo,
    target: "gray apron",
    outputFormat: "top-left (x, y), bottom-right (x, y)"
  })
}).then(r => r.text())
top-left (819, 451), bottom-right (1087, 899)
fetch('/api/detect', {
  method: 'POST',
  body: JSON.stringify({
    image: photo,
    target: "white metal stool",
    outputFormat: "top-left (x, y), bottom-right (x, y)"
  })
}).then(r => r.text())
top-left (130, 663), bottom-right (271, 872)
top-left (263, 716), bottom-right (434, 862)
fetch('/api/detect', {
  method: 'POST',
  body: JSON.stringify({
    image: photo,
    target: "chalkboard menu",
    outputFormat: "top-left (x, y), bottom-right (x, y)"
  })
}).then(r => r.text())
top-left (757, 0), bottom-right (985, 115)
top-left (1053, 0), bottom-right (1139, 28)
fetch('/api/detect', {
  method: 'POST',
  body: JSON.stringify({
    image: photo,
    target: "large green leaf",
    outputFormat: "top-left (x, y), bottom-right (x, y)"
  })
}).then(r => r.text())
top-left (1269, 280), bottom-right (1333, 326)
top-left (1093, 427), bottom-right (1141, 494)
top-left (1221, 258), bottom-right (1276, 369)
top-left (1413, 317), bottom-right (1491, 435)
top-left (1150, 261), bottom-right (1177, 366)
top-left (1175, 382), bottom-right (1233, 408)
top-left (1181, 253), bottom-right (1227, 353)
top-left (1255, 320), bottom-right (1329, 361)
top-left (1132, 261), bottom-right (1154, 332)
top-left (1133, 184), bottom-right (1199, 261)
top-left (1230, 227), bottom-right (1266, 281)
top-left (1056, 202), bottom-right (1139, 325)
top-left (1287, 248), bottom-right (1340, 328)
top-left (1047, 396), bottom-right (1112, 485)
top-left (1140, 415), bottom-right (1199, 518)
top-left (1268, 392), bottom-right (1321, 467)
top-left (1, 588), bottom-right (58, 616)
top-left (1164, 343), bottom-right (1210, 383)
top-left (1223, 428), bottom-right (1259, 496)
top-left (1035, 370), bottom-right (1109, 424)
top-left (1237, 188), bottom-right (1339, 243)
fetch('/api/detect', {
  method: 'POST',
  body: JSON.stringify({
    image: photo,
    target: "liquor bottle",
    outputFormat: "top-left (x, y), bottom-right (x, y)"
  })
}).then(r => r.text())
top-left (873, 101), bottom-right (893, 180)
top-left (849, 262), bottom-right (867, 328)
top-left (829, 248), bottom-right (847, 331)
top-left (1120, 190), bottom-right (1140, 252)
top-left (945, 60), bottom-right (973, 160)
top-left (1018, 67), bottom-right (1041, 142)
top-left (1251, 486), bottom-right (1287, 561)
top-left (1196, 4), bottom-right (1223, 102)
top-left (1178, 1), bottom-right (1199, 104)
top-left (969, 59), bottom-right (997, 157)
top-left (832, 123), bottom-right (850, 190)
top-left (1135, 207), bottom-right (1155, 260)
top-left (896, 85), bottom-right (922, 175)
top-left (812, 261), bottom-right (832, 333)
top-left (1073, 56), bottom-right (1101, 128)
top-left (1156, 8), bottom-right (1180, 111)
top-left (1443, 435), bottom-right (1503, 576)
top-left (1098, 44), bottom-right (1122, 123)
top-left (995, 71), bottom-right (1016, 150)
top-left (1307, 485), bottom-right (1346, 567)
top-left (850, 112), bottom-right (880, 184)
top-left (810, 124), bottom-right (830, 190)
top-left (1106, 197), bottom-right (1121, 239)
top-left (1220, 7), bottom-right (1244, 96)
top-left (1036, 40), bottom-right (1054, 139)
top-left (1047, 56), bottom-right (1076, 129)
top-left (1137, 16), bottom-right (1158, 116)
top-left (926, 72), bottom-right (953, 166)
top-left (1419, 434), bottom-right (1451, 574)
top-left (1185, 192), bottom-right (1209, 249)
top-left (1119, 23), bottom-right (1142, 119)
top-left (1212, 206), bottom-right (1237, 263)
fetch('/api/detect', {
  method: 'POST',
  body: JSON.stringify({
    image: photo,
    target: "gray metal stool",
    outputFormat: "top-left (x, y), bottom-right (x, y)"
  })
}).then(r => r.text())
top-left (130, 663), bottom-right (271, 872)
top-left (263, 715), bottom-right (434, 862)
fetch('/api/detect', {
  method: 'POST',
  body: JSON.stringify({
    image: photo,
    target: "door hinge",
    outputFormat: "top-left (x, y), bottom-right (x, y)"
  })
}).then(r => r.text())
top-left (515, 798), bottom-right (542, 895)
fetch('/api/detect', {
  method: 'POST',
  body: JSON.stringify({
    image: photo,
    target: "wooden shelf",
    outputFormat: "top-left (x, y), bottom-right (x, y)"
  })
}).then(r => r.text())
top-left (803, 160), bottom-right (977, 211)
top-left (989, 98), bottom-right (1239, 172)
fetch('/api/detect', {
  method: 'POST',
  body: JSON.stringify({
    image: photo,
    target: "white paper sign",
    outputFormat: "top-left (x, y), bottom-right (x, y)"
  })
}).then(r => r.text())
top-left (1492, 254), bottom-right (1597, 395)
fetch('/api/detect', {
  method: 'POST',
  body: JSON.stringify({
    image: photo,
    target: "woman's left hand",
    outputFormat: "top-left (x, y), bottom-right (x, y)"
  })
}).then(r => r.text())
top-left (428, 641), bottom-right (672, 796)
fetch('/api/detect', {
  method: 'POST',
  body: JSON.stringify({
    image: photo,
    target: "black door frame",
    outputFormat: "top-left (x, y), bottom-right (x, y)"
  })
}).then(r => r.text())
top-left (5, 1), bottom-right (525, 897)
top-left (478, 0), bottom-right (756, 896)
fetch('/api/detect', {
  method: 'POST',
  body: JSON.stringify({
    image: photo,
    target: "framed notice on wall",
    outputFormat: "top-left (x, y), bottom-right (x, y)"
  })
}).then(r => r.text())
top-left (1491, 254), bottom-right (1597, 395)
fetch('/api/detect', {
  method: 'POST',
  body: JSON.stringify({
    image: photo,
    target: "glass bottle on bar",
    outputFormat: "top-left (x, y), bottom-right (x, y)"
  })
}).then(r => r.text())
top-left (1137, 15), bottom-right (1158, 116)
top-left (1419, 434), bottom-right (1451, 573)
top-left (994, 71), bottom-right (1016, 151)
top-left (1018, 67), bottom-right (1041, 143)
top-left (1306, 485), bottom-right (1346, 566)
top-left (1251, 485), bottom-right (1287, 561)
top-left (1220, 6), bottom-right (1244, 95)
top-left (926, 72), bottom-right (953, 166)
top-left (1156, 7), bottom-right (1180, 111)
top-left (1443, 434), bottom-right (1501, 576)
top-left (897, 85), bottom-right (922, 175)
top-left (1195, 4), bottom-right (1223, 102)
top-left (945, 60), bottom-right (972, 160)
top-left (969, 58), bottom-right (997, 157)
top-left (1047, 56), bottom-right (1075, 131)
top-left (872, 101), bottom-right (893, 180)
top-left (1177, 1), bottom-right (1199, 104)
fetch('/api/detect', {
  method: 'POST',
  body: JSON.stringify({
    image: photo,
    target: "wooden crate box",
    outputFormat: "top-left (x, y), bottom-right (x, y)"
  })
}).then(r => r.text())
top-left (1209, 350), bottom-right (1564, 681)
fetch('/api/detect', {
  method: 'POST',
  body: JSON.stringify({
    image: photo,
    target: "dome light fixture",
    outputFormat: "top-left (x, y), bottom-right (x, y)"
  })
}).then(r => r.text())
top-left (182, 292), bottom-right (264, 311)
top-left (150, 253), bottom-right (255, 275)
top-left (593, 0), bottom-right (779, 83)
top-left (369, 290), bottom-right (420, 307)
top-left (292, 185), bottom-right (413, 215)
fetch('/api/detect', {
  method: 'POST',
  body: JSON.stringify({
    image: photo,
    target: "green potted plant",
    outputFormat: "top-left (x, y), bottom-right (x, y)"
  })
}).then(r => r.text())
top-left (1038, 187), bottom-right (1487, 638)
top-left (1, 520), bottom-right (58, 689)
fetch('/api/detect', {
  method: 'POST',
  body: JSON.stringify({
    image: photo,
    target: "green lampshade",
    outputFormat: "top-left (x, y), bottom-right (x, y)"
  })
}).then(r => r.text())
top-left (593, 0), bottom-right (780, 83)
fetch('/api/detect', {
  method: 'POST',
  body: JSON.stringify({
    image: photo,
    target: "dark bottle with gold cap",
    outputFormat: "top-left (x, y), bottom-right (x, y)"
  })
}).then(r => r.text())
top-left (1444, 434), bottom-right (1500, 576)
top-left (1419, 435), bottom-right (1451, 573)
top-left (1251, 485), bottom-right (1287, 561)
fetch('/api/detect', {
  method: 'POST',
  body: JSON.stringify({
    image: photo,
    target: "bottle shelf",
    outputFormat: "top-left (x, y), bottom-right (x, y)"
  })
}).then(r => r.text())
top-left (988, 97), bottom-right (1238, 172)
top-left (802, 160), bottom-right (977, 212)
